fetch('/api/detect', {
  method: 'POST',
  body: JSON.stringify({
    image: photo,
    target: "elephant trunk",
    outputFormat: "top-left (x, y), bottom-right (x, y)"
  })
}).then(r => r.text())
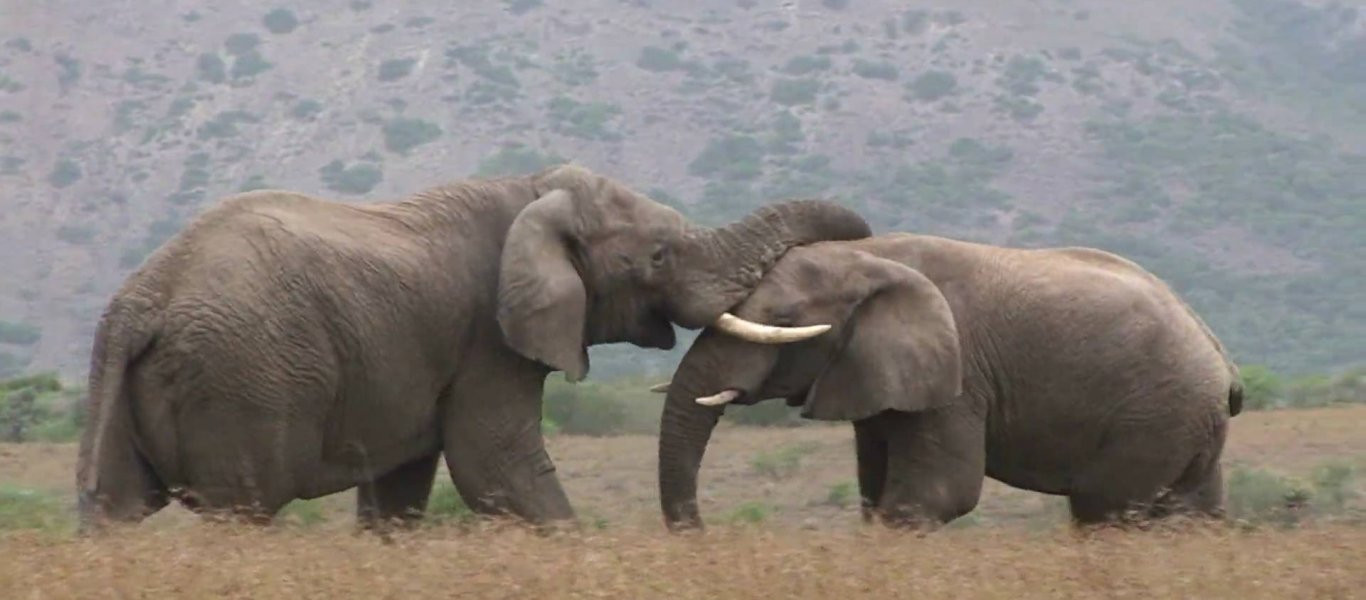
top-left (671, 200), bottom-right (870, 330)
top-left (657, 373), bottom-right (724, 531)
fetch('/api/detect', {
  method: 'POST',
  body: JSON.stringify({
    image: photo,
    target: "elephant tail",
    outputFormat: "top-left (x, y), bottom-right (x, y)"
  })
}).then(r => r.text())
top-left (74, 296), bottom-right (162, 532)
top-left (1227, 376), bottom-right (1244, 418)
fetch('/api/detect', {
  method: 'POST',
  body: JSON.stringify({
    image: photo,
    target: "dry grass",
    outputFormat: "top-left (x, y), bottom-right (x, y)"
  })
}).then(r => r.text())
top-left (2, 405), bottom-right (1365, 598)
top-left (2, 522), bottom-right (1363, 599)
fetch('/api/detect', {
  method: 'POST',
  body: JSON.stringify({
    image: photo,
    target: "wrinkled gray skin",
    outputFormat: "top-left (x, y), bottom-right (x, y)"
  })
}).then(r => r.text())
top-left (658, 233), bottom-right (1244, 531)
top-left (74, 164), bottom-right (870, 533)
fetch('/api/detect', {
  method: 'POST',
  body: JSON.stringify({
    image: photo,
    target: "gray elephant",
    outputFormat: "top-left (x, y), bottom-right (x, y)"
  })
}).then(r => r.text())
top-left (75, 164), bottom-right (869, 532)
top-left (654, 232), bottom-right (1244, 531)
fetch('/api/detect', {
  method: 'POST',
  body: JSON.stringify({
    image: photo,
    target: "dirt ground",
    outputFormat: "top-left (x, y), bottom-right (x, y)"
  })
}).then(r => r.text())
top-left (2, 405), bottom-right (1365, 598)
top-left (3, 404), bottom-right (1365, 530)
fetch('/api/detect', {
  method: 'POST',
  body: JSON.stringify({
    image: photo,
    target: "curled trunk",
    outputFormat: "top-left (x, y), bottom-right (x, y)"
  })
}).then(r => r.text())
top-left (669, 200), bottom-right (870, 329)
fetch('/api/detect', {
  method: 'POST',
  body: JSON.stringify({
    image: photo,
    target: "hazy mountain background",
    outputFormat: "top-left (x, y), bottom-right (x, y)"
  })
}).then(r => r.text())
top-left (0, 0), bottom-right (1363, 382)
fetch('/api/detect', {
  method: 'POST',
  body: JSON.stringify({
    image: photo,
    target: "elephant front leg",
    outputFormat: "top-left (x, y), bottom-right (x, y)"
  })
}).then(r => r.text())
top-left (356, 452), bottom-right (441, 531)
top-left (440, 359), bottom-right (576, 529)
top-left (854, 420), bottom-right (887, 524)
top-left (870, 407), bottom-right (986, 530)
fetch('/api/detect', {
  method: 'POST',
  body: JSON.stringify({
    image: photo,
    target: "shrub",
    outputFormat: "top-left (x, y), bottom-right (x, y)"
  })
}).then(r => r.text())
top-left (276, 499), bottom-right (327, 526)
top-left (770, 78), bottom-right (819, 105)
top-left (825, 481), bottom-right (856, 507)
top-left (1239, 364), bottom-right (1284, 410)
top-left (381, 117), bottom-right (441, 154)
top-left (319, 160), bottom-right (382, 195)
top-left (0, 110), bottom-right (19, 122)
top-left (689, 135), bottom-right (765, 181)
top-left (853, 58), bottom-right (899, 80)
top-left (821, 0), bottom-right (850, 9)
top-left (224, 33), bottom-right (261, 56)
top-left (47, 159), bottom-right (81, 188)
top-left (637, 46), bottom-right (682, 72)
top-left (196, 110), bottom-right (259, 140)
top-left (378, 58), bottom-right (416, 82)
top-left (56, 225), bottom-right (95, 245)
top-left (475, 144), bottom-right (565, 176)
top-left (1226, 466), bottom-right (1312, 526)
top-left (727, 501), bottom-right (775, 524)
top-left (196, 53), bottom-right (226, 83)
top-left (781, 55), bottom-right (831, 76)
top-left (230, 51), bottom-right (273, 80)
top-left (546, 96), bottom-right (621, 140)
top-left (290, 98), bottom-right (323, 120)
top-left (907, 70), bottom-right (957, 101)
top-left (503, 0), bottom-right (543, 14)
top-left (262, 8), bottom-right (299, 34)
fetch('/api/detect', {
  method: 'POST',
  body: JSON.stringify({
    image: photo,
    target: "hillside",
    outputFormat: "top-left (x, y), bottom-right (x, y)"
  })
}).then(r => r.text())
top-left (1, 0), bottom-right (1363, 380)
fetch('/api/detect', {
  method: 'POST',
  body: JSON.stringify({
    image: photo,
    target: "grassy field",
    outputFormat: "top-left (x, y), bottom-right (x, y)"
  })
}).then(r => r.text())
top-left (2, 405), bottom-right (1364, 597)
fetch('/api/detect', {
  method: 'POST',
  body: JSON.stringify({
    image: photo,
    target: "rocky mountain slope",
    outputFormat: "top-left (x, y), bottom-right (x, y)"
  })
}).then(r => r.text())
top-left (1, 0), bottom-right (1363, 380)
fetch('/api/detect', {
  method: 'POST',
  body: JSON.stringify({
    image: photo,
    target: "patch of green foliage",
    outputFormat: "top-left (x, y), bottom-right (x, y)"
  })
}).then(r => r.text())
top-left (47, 159), bottom-right (81, 188)
top-left (378, 58), bottom-right (417, 82)
top-left (0, 486), bottom-right (72, 533)
top-left (546, 96), bottom-right (621, 140)
top-left (770, 78), bottom-right (820, 106)
top-left (381, 117), bottom-right (441, 154)
top-left (906, 70), bottom-right (957, 101)
top-left (689, 135), bottom-right (765, 181)
top-left (636, 46), bottom-right (683, 72)
top-left (727, 501), bottom-right (776, 524)
top-left (1081, 111), bottom-right (1366, 372)
top-left (474, 143), bottom-right (565, 177)
top-left (319, 159), bottom-right (382, 195)
top-left (262, 8), bottom-right (299, 34)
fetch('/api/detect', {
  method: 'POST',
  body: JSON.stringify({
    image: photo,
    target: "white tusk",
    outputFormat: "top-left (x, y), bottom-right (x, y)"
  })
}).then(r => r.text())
top-left (712, 312), bottom-right (831, 344)
top-left (649, 382), bottom-right (671, 393)
top-left (696, 389), bottom-right (742, 406)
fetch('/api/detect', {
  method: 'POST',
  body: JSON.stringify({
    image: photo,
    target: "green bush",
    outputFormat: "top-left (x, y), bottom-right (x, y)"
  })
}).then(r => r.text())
top-left (47, 159), bottom-right (81, 188)
top-left (689, 135), bottom-right (765, 181)
top-left (381, 117), bottom-right (441, 154)
top-left (224, 33), bottom-right (261, 56)
top-left (290, 98), bottom-right (323, 120)
top-left (781, 55), bottom-right (831, 76)
top-left (503, 0), bottom-right (543, 15)
top-left (907, 70), bottom-right (957, 101)
top-left (0, 110), bottom-right (19, 123)
top-left (637, 46), bottom-right (683, 72)
top-left (230, 51), bottom-right (273, 80)
top-left (262, 8), bottom-right (299, 34)
top-left (770, 78), bottom-right (819, 106)
top-left (56, 225), bottom-right (95, 244)
top-left (825, 481), bottom-right (856, 507)
top-left (546, 96), bottom-right (621, 140)
top-left (852, 58), bottom-right (899, 81)
top-left (541, 374), bottom-right (661, 437)
top-left (276, 498), bottom-right (327, 526)
top-left (727, 501), bottom-right (775, 524)
top-left (197, 53), bottom-right (227, 83)
top-left (196, 110), bottom-right (259, 140)
top-left (475, 144), bottom-right (565, 176)
top-left (378, 58), bottom-right (416, 82)
top-left (319, 160), bottom-right (382, 195)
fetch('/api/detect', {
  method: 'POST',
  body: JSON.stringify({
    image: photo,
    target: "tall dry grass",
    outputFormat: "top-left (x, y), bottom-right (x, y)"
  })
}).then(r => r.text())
top-left (2, 520), bottom-right (1363, 599)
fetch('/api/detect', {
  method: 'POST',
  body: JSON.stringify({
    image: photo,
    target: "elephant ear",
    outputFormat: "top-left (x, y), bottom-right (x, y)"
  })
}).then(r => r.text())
top-left (802, 257), bottom-right (962, 422)
top-left (497, 189), bottom-right (590, 382)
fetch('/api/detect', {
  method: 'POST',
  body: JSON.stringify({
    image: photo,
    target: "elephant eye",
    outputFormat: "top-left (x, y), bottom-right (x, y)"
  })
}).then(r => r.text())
top-left (650, 247), bottom-right (667, 266)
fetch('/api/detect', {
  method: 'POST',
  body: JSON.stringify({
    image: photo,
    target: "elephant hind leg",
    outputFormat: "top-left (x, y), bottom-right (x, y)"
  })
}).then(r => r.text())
top-left (357, 452), bottom-right (441, 531)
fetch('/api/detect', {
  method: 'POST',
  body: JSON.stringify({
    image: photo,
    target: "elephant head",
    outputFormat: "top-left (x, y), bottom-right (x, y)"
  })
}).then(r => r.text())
top-left (653, 243), bottom-right (963, 530)
top-left (496, 164), bottom-right (872, 382)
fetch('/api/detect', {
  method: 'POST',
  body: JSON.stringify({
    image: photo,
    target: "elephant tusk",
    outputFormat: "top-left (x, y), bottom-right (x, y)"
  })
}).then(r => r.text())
top-left (711, 312), bottom-right (831, 344)
top-left (696, 389), bottom-right (742, 406)
top-left (649, 382), bottom-right (671, 393)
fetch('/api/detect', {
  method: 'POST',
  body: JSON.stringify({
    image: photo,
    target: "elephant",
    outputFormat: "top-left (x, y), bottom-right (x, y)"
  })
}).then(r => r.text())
top-left (654, 232), bottom-right (1244, 531)
top-left (74, 164), bottom-right (871, 533)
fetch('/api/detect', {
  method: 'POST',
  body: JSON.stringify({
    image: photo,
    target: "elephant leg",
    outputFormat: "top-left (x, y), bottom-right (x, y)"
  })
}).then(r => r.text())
top-left (873, 406), bottom-right (985, 530)
top-left (853, 420), bottom-right (887, 524)
top-left (357, 452), bottom-right (441, 530)
top-left (1066, 428), bottom-right (1198, 527)
top-left (439, 355), bottom-right (576, 529)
